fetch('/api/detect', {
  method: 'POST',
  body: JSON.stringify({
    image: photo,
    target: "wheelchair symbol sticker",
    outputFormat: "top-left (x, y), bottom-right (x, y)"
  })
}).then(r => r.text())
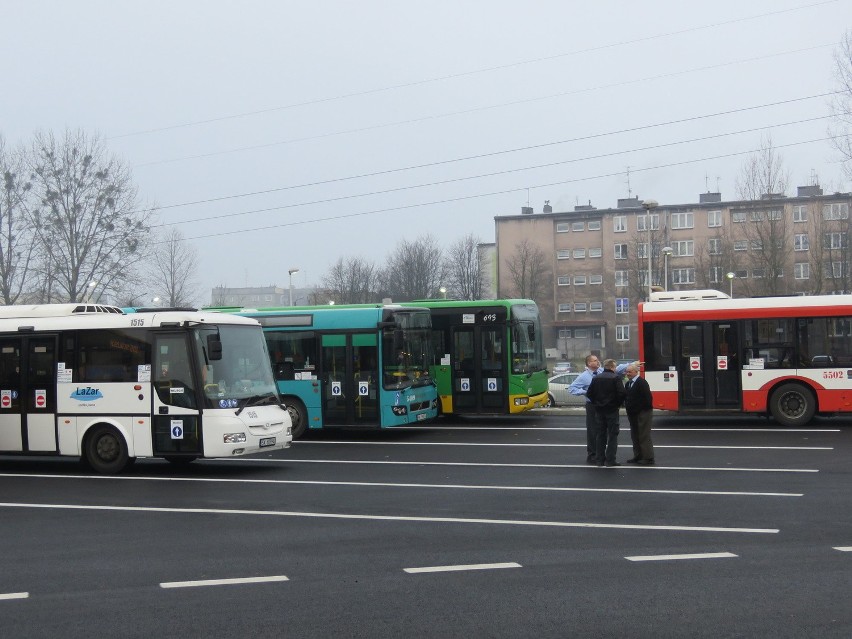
top-left (170, 419), bottom-right (184, 440)
top-left (460, 377), bottom-right (470, 391)
top-left (487, 377), bottom-right (497, 391)
top-left (331, 381), bottom-right (342, 396)
top-left (359, 382), bottom-right (369, 396)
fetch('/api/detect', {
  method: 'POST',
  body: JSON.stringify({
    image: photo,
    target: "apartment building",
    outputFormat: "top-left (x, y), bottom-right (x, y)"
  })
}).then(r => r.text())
top-left (494, 187), bottom-right (852, 365)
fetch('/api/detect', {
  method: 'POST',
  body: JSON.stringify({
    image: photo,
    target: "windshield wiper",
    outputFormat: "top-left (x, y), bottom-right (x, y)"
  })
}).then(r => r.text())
top-left (235, 394), bottom-right (278, 416)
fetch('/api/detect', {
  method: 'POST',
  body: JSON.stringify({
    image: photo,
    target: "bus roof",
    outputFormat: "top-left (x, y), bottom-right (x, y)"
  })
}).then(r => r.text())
top-left (640, 291), bottom-right (852, 321)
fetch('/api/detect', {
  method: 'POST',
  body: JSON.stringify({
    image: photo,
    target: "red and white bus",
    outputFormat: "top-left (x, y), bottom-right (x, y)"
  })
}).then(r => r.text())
top-left (638, 290), bottom-right (852, 426)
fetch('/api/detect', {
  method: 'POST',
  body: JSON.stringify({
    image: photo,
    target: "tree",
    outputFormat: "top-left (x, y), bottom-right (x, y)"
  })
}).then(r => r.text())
top-left (379, 235), bottom-right (446, 302)
top-left (26, 129), bottom-right (152, 302)
top-left (504, 238), bottom-right (551, 300)
top-left (830, 29), bottom-right (852, 181)
top-left (444, 233), bottom-right (484, 300)
top-left (149, 227), bottom-right (200, 307)
top-left (0, 136), bottom-right (38, 304)
top-left (320, 255), bottom-right (378, 304)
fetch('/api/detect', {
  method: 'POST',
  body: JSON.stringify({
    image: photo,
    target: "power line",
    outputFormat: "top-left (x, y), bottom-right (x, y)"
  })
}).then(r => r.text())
top-left (108, 1), bottom-right (838, 140)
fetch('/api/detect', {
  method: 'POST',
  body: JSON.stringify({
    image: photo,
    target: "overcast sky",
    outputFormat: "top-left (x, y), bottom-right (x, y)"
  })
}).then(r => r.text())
top-left (2, 0), bottom-right (850, 303)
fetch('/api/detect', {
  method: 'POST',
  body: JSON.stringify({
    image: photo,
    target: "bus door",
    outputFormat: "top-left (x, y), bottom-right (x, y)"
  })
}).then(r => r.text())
top-left (152, 333), bottom-right (202, 456)
top-left (451, 324), bottom-right (505, 414)
top-left (678, 322), bottom-right (741, 410)
top-left (321, 333), bottom-right (379, 426)
top-left (0, 335), bottom-right (58, 453)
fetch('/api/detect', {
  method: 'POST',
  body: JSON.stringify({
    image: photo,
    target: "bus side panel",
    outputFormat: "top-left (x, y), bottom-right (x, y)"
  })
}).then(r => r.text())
top-left (132, 416), bottom-right (153, 456)
top-left (646, 371), bottom-right (679, 411)
top-left (276, 380), bottom-right (323, 429)
top-left (0, 413), bottom-right (22, 452)
top-left (747, 371), bottom-right (852, 413)
top-left (57, 417), bottom-right (135, 457)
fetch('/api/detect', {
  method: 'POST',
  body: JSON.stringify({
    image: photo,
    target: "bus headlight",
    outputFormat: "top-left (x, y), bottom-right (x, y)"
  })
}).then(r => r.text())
top-left (224, 432), bottom-right (247, 444)
top-left (514, 398), bottom-right (529, 406)
top-left (391, 406), bottom-right (408, 416)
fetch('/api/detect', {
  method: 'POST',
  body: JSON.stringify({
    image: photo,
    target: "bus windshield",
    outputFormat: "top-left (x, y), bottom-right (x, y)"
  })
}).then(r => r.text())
top-left (195, 325), bottom-right (279, 409)
top-left (382, 309), bottom-right (433, 389)
top-left (511, 304), bottom-right (545, 374)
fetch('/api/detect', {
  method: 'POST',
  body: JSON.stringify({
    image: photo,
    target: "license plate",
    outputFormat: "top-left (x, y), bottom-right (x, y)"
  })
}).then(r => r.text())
top-left (259, 437), bottom-right (276, 447)
top-left (416, 413), bottom-right (427, 421)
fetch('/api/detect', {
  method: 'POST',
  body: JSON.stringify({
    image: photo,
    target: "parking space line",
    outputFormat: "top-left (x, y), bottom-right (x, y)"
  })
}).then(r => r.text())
top-left (626, 552), bottom-right (738, 562)
top-left (404, 562), bottom-right (521, 574)
top-left (0, 502), bottom-right (779, 534)
top-left (297, 441), bottom-right (831, 451)
top-left (0, 473), bottom-right (801, 497)
top-left (833, 546), bottom-right (852, 552)
top-left (160, 575), bottom-right (289, 589)
top-left (0, 592), bottom-right (29, 600)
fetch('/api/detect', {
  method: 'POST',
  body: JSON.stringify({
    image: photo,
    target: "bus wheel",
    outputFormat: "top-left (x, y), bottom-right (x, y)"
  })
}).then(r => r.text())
top-left (769, 383), bottom-right (816, 427)
top-left (286, 398), bottom-right (308, 439)
top-left (84, 425), bottom-right (130, 474)
top-left (545, 393), bottom-right (556, 408)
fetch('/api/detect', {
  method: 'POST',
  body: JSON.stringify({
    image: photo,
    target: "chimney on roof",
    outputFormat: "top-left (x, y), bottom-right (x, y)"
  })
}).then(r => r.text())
top-left (699, 192), bottom-right (721, 204)
top-left (797, 185), bottom-right (823, 197)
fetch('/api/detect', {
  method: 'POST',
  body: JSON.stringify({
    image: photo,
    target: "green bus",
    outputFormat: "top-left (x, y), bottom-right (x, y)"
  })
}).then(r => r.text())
top-left (415, 299), bottom-right (549, 415)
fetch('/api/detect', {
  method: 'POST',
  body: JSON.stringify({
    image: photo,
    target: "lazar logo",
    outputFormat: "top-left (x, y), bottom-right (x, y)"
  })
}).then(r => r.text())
top-left (70, 386), bottom-right (104, 401)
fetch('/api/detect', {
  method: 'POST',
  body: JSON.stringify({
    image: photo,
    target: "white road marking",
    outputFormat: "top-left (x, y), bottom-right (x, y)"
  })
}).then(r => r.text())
top-left (296, 441), bottom-right (831, 451)
top-left (833, 546), bottom-right (852, 552)
top-left (0, 473), bottom-right (801, 497)
top-left (225, 459), bottom-right (820, 473)
top-left (0, 592), bottom-right (29, 600)
top-left (404, 562), bottom-right (521, 574)
top-left (160, 575), bottom-right (289, 589)
top-left (0, 502), bottom-right (779, 534)
top-left (395, 426), bottom-right (840, 433)
top-left (626, 552), bottom-right (738, 562)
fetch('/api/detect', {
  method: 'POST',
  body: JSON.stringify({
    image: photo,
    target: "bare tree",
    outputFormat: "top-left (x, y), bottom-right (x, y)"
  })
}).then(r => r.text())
top-left (0, 136), bottom-right (38, 304)
top-left (505, 238), bottom-right (551, 299)
top-left (444, 233), bottom-right (484, 300)
top-left (379, 235), bottom-right (446, 302)
top-left (830, 29), bottom-right (852, 181)
top-left (320, 255), bottom-right (378, 304)
top-left (149, 227), bottom-right (200, 307)
top-left (26, 129), bottom-right (152, 302)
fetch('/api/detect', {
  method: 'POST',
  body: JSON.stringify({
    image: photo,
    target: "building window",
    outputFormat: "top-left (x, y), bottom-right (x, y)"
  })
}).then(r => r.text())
top-left (671, 268), bottom-right (695, 284)
top-left (558, 329), bottom-right (571, 338)
top-left (574, 328), bottom-right (589, 339)
top-left (794, 234), bottom-right (809, 251)
top-left (613, 216), bottom-right (626, 232)
top-left (557, 276), bottom-right (570, 286)
top-left (573, 275), bottom-right (587, 286)
top-left (556, 222), bottom-right (570, 233)
top-left (673, 240), bottom-right (694, 257)
top-left (824, 232), bottom-right (847, 249)
top-left (572, 221), bottom-right (585, 232)
top-left (823, 203), bottom-right (849, 220)
top-left (749, 210), bottom-right (764, 222)
top-left (752, 268), bottom-right (765, 278)
top-left (734, 240), bottom-right (748, 251)
top-left (615, 271), bottom-right (629, 287)
top-left (590, 302), bottom-right (603, 312)
top-left (710, 266), bottom-right (722, 283)
top-left (732, 211), bottom-right (746, 223)
top-left (557, 249), bottom-right (571, 259)
top-left (589, 274), bottom-right (603, 285)
top-left (573, 248), bottom-right (586, 259)
top-left (825, 262), bottom-right (849, 279)
top-left (615, 298), bottom-right (629, 314)
top-left (793, 205), bottom-right (808, 223)
top-left (708, 238), bottom-right (722, 255)
top-left (614, 244), bottom-right (628, 259)
top-left (588, 220), bottom-right (601, 231)
top-left (638, 243), bottom-right (649, 259)
top-left (735, 269), bottom-right (748, 279)
top-left (670, 211), bottom-right (694, 229)
top-left (707, 210), bottom-right (722, 227)
top-left (588, 247), bottom-right (602, 258)
top-left (751, 239), bottom-right (763, 251)
top-left (768, 209), bottom-right (783, 221)
top-left (637, 214), bottom-right (660, 231)
top-left (616, 325), bottom-right (630, 341)
top-left (558, 303), bottom-right (571, 313)
top-left (574, 302), bottom-right (587, 312)
top-left (794, 263), bottom-right (810, 279)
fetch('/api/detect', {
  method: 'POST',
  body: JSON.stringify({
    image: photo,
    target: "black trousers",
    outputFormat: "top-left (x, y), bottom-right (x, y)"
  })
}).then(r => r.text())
top-left (594, 409), bottom-right (620, 463)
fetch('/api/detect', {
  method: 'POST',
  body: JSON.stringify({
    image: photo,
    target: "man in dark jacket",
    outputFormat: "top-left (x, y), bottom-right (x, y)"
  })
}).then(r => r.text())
top-left (586, 359), bottom-right (626, 467)
top-left (624, 363), bottom-right (655, 465)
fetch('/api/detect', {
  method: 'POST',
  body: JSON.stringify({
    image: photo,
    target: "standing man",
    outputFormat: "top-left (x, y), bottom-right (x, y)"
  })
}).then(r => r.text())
top-left (624, 363), bottom-right (655, 465)
top-left (569, 354), bottom-right (601, 464)
top-left (586, 359), bottom-right (626, 467)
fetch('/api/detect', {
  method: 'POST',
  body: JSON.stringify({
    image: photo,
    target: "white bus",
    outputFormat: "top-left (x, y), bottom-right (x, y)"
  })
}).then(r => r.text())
top-left (0, 303), bottom-right (292, 472)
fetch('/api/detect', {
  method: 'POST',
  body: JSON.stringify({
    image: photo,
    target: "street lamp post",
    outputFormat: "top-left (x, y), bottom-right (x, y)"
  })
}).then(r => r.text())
top-left (642, 199), bottom-right (659, 300)
top-left (662, 246), bottom-right (673, 291)
top-left (288, 267), bottom-right (300, 306)
top-left (726, 271), bottom-right (736, 298)
top-left (85, 281), bottom-right (97, 303)
top-left (439, 286), bottom-right (447, 299)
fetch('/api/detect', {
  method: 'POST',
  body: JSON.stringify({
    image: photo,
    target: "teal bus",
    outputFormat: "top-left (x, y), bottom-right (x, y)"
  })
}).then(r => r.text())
top-left (206, 304), bottom-right (438, 438)
top-left (414, 299), bottom-right (549, 415)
